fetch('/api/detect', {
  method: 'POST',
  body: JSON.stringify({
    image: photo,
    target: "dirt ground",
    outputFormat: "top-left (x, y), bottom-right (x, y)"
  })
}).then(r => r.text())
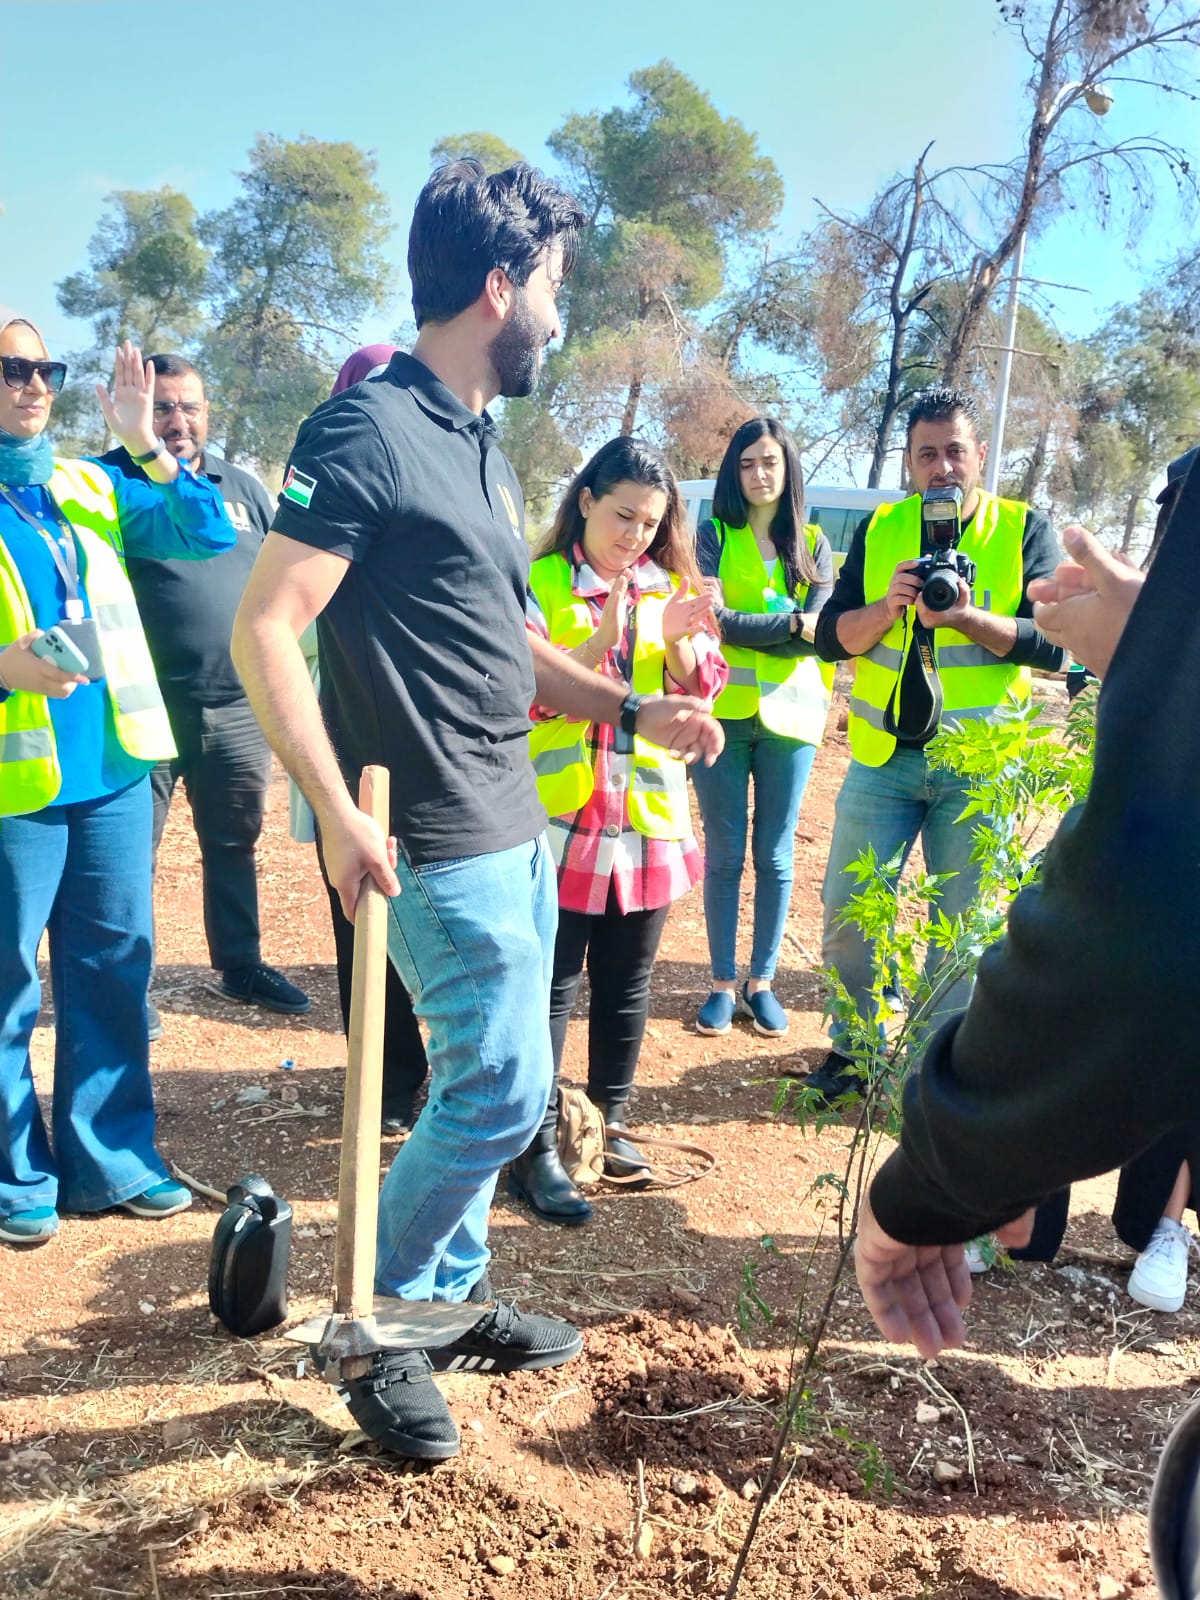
top-left (3, 699), bottom-right (1196, 1600)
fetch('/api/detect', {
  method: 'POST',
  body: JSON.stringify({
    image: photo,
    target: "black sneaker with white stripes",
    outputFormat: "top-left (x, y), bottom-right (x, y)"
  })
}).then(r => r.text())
top-left (338, 1347), bottom-right (460, 1460)
top-left (428, 1294), bottom-right (583, 1375)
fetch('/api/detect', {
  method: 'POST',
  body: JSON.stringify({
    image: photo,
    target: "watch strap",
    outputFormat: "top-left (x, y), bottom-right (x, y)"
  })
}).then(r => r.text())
top-left (131, 439), bottom-right (167, 466)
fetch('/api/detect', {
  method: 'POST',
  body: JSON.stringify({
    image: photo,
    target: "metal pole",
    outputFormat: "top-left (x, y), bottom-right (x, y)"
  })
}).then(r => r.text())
top-left (985, 225), bottom-right (1027, 495)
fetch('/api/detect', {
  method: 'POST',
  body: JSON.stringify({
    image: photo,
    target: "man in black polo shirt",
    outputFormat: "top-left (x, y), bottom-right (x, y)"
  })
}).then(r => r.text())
top-left (103, 356), bottom-right (309, 1027)
top-left (232, 160), bottom-right (722, 1461)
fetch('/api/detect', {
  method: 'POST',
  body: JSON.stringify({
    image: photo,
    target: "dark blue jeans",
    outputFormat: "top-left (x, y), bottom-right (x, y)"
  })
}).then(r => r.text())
top-left (0, 778), bottom-right (168, 1215)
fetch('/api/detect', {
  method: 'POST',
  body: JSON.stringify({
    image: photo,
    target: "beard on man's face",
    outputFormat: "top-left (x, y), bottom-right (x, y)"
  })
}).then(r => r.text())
top-left (488, 290), bottom-right (549, 399)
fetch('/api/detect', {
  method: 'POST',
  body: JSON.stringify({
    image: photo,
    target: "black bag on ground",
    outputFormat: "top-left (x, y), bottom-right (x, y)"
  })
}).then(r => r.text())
top-left (208, 1174), bottom-right (293, 1337)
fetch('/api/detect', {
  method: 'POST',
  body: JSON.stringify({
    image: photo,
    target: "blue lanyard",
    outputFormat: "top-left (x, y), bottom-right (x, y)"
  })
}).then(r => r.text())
top-left (0, 483), bottom-right (84, 619)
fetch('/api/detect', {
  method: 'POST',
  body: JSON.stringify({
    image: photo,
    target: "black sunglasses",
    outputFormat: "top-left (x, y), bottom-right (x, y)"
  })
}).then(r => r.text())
top-left (2, 356), bottom-right (68, 395)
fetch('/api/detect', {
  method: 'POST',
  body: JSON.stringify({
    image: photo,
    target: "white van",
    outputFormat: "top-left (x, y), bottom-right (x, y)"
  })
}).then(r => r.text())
top-left (677, 480), bottom-right (903, 566)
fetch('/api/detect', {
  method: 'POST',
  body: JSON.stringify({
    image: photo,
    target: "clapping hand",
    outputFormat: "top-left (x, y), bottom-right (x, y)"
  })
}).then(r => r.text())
top-left (591, 571), bottom-right (632, 657)
top-left (95, 342), bottom-right (159, 458)
top-left (662, 586), bottom-right (716, 646)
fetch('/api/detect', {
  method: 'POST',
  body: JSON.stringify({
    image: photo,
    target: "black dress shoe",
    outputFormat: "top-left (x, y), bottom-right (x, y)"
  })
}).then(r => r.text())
top-left (594, 1104), bottom-right (651, 1185)
top-left (802, 1050), bottom-right (859, 1109)
top-left (381, 1100), bottom-right (416, 1135)
top-left (508, 1147), bottom-right (593, 1226)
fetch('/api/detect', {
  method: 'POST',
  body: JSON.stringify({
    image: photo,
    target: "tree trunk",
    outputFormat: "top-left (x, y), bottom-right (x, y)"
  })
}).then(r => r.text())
top-left (620, 373), bottom-right (643, 436)
top-left (1120, 488), bottom-right (1141, 556)
top-left (1018, 417), bottom-right (1049, 503)
top-left (868, 146), bottom-right (932, 488)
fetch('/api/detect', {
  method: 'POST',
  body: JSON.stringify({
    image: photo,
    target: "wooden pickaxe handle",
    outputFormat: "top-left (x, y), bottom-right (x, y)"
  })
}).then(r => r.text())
top-left (333, 765), bottom-right (390, 1320)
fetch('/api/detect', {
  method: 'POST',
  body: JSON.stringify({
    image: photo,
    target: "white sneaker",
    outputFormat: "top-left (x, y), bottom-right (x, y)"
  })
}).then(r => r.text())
top-left (963, 1237), bottom-right (993, 1275)
top-left (1128, 1218), bottom-right (1194, 1313)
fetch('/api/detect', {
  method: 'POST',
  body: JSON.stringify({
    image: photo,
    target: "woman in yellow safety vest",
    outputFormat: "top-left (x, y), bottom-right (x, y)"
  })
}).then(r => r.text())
top-left (0, 311), bottom-right (232, 1247)
top-left (511, 436), bottom-right (728, 1225)
top-left (691, 418), bottom-right (834, 1039)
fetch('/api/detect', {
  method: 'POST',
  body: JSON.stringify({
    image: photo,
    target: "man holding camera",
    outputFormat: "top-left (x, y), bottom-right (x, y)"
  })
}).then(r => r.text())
top-left (804, 387), bottom-right (1065, 1103)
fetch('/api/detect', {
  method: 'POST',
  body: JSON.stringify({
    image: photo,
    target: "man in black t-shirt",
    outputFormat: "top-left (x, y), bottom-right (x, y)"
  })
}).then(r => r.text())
top-left (231, 161), bottom-right (723, 1461)
top-left (103, 355), bottom-right (309, 1025)
top-left (806, 387), bottom-right (1064, 1104)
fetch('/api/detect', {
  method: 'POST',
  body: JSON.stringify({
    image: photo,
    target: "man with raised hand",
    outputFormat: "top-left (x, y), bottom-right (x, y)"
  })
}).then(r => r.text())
top-left (102, 356), bottom-right (309, 1029)
top-left (232, 161), bottom-right (723, 1460)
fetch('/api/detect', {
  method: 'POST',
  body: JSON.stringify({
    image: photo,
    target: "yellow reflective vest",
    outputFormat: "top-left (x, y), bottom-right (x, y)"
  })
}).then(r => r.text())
top-left (711, 521), bottom-right (835, 745)
top-left (527, 552), bottom-right (692, 840)
top-left (0, 458), bottom-right (176, 817)
top-left (847, 491), bottom-right (1029, 767)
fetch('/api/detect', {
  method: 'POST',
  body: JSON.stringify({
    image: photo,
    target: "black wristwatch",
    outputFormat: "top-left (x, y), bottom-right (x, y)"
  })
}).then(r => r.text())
top-left (131, 439), bottom-right (167, 465)
top-left (620, 691), bottom-right (649, 752)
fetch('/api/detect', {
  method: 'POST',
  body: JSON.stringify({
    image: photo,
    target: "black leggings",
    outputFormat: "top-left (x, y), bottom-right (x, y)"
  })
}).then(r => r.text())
top-left (536, 892), bottom-right (671, 1141)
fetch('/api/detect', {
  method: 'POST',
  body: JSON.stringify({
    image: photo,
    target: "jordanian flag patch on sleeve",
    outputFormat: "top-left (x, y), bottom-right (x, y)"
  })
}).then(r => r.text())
top-left (282, 466), bottom-right (316, 509)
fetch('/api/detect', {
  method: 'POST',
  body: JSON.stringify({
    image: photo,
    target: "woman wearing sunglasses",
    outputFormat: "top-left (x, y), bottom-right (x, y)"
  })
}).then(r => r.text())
top-left (0, 309), bottom-right (232, 1246)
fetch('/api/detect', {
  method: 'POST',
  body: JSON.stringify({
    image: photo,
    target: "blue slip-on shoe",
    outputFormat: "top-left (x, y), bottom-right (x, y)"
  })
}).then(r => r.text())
top-left (119, 1179), bottom-right (192, 1219)
top-left (741, 984), bottom-right (789, 1037)
top-left (696, 989), bottom-right (738, 1035)
top-left (0, 1207), bottom-right (58, 1246)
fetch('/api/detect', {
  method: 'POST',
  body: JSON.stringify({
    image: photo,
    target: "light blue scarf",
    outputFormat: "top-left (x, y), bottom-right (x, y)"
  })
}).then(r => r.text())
top-left (0, 427), bottom-right (55, 487)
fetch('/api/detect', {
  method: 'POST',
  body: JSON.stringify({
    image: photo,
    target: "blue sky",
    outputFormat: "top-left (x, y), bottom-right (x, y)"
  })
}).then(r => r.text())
top-left (2, 0), bottom-right (1194, 365)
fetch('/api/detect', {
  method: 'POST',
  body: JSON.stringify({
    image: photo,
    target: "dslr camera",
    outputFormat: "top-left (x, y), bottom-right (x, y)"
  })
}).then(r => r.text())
top-left (912, 485), bottom-right (976, 612)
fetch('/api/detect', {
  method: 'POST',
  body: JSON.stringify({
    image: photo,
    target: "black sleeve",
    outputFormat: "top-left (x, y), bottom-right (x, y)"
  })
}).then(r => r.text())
top-left (999, 507), bottom-right (1067, 671)
top-left (870, 468), bottom-right (1200, 1244)
top-left (699, 516), bottom-right (797, 651)
top-left (271, 397), bottom-right (399, 560)
top-left (814, 516), bottom-right (870, 662)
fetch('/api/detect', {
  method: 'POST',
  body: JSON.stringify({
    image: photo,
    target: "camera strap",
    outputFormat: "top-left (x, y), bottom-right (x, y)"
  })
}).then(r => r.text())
top-left (883, 615), bottom-right (943, 743)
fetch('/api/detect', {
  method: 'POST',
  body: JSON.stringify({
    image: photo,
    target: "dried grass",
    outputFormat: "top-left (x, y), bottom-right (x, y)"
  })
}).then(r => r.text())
top-left (0, 1351), bottom-right (367, 1583)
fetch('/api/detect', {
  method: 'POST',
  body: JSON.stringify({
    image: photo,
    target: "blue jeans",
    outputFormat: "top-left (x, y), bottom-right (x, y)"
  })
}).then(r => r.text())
top-left (377, 835), bottom-right (557, 1301)
top-left (691, 716), bottom-right (818, 983)
top-left (821, 748), bottom-right (983, 1048)
top-left (0, 777), bottom-right (168, 1215)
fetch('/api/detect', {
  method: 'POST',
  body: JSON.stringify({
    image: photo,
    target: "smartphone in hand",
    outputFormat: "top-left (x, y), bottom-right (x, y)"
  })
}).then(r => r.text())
top-left (30, 626), bottom-right (91, 676)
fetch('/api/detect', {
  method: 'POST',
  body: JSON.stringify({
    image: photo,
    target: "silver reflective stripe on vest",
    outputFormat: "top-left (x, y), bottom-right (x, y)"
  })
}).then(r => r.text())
top-left (93, 599), bottom-right (145, 633)
top-left (937, 644), bottom-right (999, 669)
top-left (941, 705), bottom-right (1006, 725)
top-left (533, 742), bottom-right (579, 777)
top-left (847, 697), bottom-right (889, 731)
top-left (0, 724), bottom-right (55, 764)
top-left (633, 761), bottom-right (672, 791)
top-left (112, 681), bottom-right (166, 716)
top-left (726, 665), bottom-right (757, 687)
top-left (864, 642), bottom-right (904, 671)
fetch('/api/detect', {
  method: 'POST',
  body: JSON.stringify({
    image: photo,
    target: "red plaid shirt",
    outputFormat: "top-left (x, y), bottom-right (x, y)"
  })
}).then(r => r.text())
top-left (527, 548), bottom-right (728, 915)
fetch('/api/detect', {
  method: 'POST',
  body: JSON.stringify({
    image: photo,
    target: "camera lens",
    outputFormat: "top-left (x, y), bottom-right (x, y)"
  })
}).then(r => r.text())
top-left (921, 572), bottom-right (960, 612)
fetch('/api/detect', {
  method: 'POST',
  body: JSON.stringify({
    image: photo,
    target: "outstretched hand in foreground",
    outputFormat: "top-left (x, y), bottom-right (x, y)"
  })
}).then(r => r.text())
top-left (856, 1195), bottom-right (1038, 1357)
top-left (854, 1193), bottom-right (973, 1359)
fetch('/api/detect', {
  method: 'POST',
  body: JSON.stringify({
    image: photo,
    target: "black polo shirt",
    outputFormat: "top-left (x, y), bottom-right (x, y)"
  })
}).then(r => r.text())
top-left (102, 445), bottom-right (274, 707)
top-left (270, 352), bottom-right (545, 866)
